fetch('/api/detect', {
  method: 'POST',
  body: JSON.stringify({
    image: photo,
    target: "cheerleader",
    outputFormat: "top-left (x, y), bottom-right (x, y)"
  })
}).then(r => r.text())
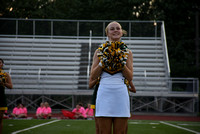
top-left (89, 21), bottom-right (134, 134)
top-left (0, 58), bottom-right (13, 134)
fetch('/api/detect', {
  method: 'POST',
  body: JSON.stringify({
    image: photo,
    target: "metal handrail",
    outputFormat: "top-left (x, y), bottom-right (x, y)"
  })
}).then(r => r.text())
top-left (87, 30), bottom-right (92, 88)
top-left (0, 18), bottom-right (163, 23)
top-left (0, 34), bottom-right (161, 40)
top-left (161, 21), bottom-right (170, 77)
top-left (0, 18), bottom-right (163, 38)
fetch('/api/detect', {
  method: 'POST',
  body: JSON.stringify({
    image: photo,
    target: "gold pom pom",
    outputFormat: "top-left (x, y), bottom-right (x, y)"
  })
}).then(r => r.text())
top-left (97, 41), bottom-right (129, 75)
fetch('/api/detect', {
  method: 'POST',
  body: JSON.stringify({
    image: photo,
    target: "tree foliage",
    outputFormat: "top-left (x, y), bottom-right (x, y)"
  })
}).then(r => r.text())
top-left (0, 0), bottom-right (199, 78)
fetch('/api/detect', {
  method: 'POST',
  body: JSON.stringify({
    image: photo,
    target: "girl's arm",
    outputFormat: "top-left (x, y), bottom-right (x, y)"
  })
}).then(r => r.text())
top-left (89, 78), bottom-right (98, 89)
top-left (89, 49), bottom-right (102, 81)
top-left (5, 73), bottom-right (13, 89)
top-left (129, 80), bottom-right (136, 93)
top-left (122, 50), bottom-right (133, 81)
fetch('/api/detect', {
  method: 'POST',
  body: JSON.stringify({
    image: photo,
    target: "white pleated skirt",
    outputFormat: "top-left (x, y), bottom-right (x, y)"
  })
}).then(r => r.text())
top-left (95, 77), bottom-right (130, 117)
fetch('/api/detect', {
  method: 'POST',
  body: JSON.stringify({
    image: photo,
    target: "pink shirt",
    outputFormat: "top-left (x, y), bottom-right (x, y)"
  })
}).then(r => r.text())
top-left (72, 108), bottom-right (78, 113)
top-left (72, 107), bottom-right (86, 118)
top-left (12, 107), bottom-right (22, 115)
top-left (80, 107), bottom-right (87, 118)
top-left (36, 107), bottom-right (44, 114)
top-left (21, 107), bottom-right (27, 114)
top-left (85, 108), bottom-right (93, 117)
top-left (43, 107), bottom-right (52, 114)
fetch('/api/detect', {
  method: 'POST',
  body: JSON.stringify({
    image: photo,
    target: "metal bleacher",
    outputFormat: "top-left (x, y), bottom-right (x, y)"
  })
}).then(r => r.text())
top-left (0, 37), bottom-right (82, 94)
top-left (0, 37), bottom-right (169, 95)
top-left (0, 18), bottom-right (199, 114)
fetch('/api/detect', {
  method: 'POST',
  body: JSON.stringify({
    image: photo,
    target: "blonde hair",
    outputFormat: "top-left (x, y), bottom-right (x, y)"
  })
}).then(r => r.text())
top-left (105, 21), bottom-right (127, 36)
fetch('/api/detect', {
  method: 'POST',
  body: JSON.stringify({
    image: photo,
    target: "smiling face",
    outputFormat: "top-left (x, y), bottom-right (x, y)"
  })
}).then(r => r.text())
top-left (106, 22), bottom-right (123, 42)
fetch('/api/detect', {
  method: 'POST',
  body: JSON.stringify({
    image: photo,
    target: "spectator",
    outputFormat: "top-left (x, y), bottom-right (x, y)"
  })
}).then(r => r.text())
top-left (20, 104), bottom-right (27, 118)
top-left (11, 103), bottom-right (26, 118)
top-left (36, 102), bottom-right (45, 119)
top-left (72, 104), bottom-right (86, 119)
top-left (85, 104), bottom-right (94, 119)
top-left (43, 102), bottom-right (52, 119)
top-left (78, 103), bottom-right (86, 112)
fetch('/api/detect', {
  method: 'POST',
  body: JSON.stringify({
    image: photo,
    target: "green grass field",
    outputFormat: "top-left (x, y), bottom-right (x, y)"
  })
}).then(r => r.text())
top-left (3, 119), bottom-right (200, 134)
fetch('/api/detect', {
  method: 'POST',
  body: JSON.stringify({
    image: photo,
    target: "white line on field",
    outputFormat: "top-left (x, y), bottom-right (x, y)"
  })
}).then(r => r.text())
top-left (11, 120), bottom-right (60, 134)
top-left (160, 121), bottom-right (200, 134)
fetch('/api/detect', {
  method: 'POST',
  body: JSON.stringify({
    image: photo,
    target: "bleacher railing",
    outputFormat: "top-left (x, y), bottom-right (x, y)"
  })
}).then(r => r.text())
top-left (0, 18), bottom-right (162, 38)
top-left (161, 22), bottom-right (170, 77)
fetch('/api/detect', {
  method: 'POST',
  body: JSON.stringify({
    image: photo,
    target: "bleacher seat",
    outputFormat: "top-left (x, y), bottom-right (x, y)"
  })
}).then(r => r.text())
top-left (0, 36), bottom-right (169, 95)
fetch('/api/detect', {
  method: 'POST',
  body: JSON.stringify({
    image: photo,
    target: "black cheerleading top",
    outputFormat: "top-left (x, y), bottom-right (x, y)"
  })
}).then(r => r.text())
top-left (0, 69), bottom-right (8, 110)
